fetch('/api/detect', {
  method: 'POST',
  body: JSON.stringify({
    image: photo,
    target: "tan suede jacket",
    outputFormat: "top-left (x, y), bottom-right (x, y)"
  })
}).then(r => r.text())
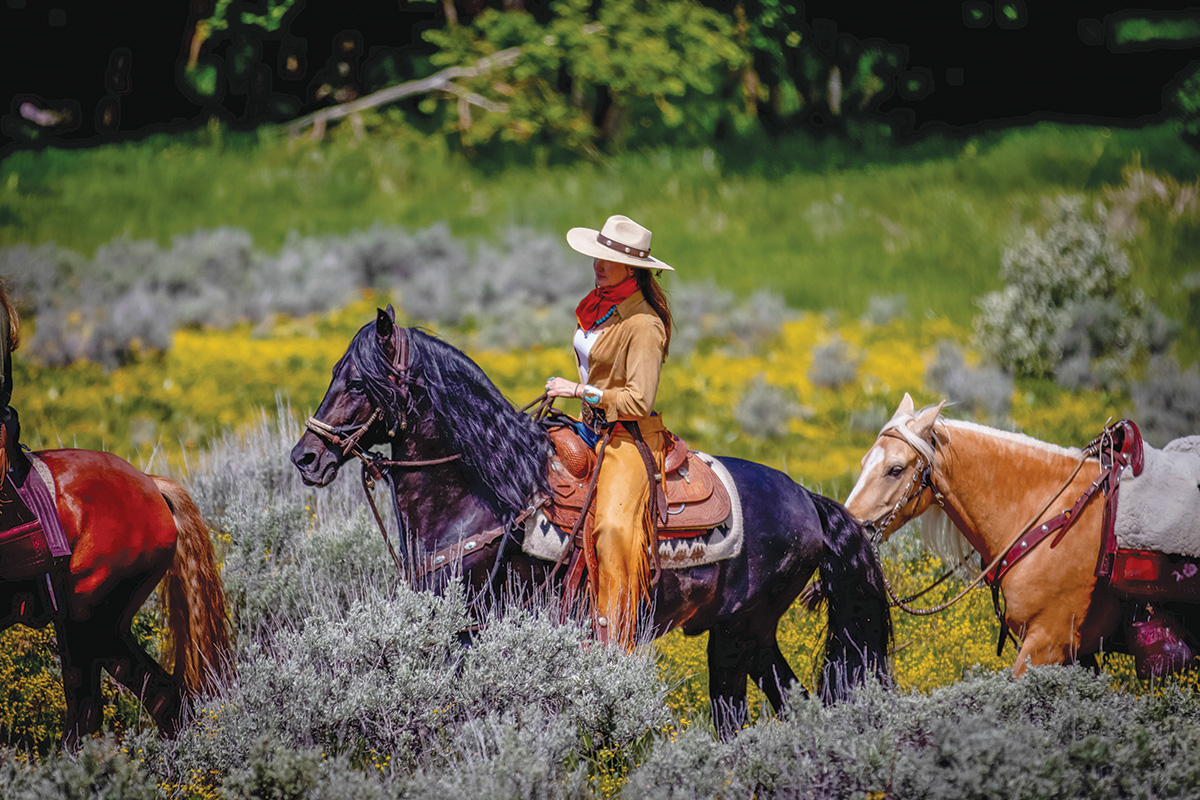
top-left (575, 291), bottom-right (666, 423)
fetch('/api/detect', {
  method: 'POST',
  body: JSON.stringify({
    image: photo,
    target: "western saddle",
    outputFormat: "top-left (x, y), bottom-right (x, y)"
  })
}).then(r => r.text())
top-left (543, 424), bottom-right (731, 541)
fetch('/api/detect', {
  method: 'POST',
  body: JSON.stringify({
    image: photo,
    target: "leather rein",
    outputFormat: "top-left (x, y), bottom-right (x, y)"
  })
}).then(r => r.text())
top-left (867, 425), bottom-right (1105, 618)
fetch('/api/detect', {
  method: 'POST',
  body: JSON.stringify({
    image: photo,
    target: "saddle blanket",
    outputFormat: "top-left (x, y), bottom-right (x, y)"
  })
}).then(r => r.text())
top-left (523, 451), bottom-right (744, 569)
top-left (1115, 436), bottom-right (1200, 558)
top-left (0, 453), bottom-right (69, 580)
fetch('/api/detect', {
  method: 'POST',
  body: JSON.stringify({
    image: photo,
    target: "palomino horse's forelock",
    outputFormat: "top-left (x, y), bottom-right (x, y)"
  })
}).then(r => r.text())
top-left (878, 406), bottom-right (941, 463)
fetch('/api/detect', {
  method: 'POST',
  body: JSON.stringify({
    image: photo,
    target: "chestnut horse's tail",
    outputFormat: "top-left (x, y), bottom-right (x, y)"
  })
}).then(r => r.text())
top-left (806, 492), bottom-right (893, 702)
top-left (153, 476), bottom-right (232, 695)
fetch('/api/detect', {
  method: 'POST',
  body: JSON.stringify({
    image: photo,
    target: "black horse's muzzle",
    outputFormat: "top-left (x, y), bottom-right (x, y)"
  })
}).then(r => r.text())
top-left (290, 432), bottom-right (341, 487)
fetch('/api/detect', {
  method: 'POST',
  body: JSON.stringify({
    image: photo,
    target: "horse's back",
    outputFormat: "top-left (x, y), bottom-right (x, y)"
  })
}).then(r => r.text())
top-left (716, 455), bottom-right (825, 536)
top-left (33, 449), bottom-right (178, 599)
top-left (710, 455), bottom-right (826, 593)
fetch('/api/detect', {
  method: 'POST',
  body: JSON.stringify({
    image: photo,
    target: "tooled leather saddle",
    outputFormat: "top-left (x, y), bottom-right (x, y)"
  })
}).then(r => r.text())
top-left (543, 424), bottom-right (731, 540)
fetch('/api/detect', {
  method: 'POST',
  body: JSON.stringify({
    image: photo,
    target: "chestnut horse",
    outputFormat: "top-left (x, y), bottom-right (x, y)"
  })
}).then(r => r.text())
top-left (2, 450), bottom-right (231, 746)
top-left (844, 393), bottom-right (1194, 676)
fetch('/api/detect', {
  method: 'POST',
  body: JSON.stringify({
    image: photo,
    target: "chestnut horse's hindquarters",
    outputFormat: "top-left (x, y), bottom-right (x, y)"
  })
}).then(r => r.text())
top-left (154, 476), bottom-right (233, 695)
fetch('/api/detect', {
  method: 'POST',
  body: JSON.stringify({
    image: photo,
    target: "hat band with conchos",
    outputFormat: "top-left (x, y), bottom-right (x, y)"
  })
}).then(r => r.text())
top-left (565, 214), bottom-right (674, 270)
top-left (597, 233), bottom-right (649, 259)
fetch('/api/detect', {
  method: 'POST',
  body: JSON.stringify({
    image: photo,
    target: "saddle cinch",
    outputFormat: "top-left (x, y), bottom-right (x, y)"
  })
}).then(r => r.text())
top-left (544, 425), bottom-right (731, 538)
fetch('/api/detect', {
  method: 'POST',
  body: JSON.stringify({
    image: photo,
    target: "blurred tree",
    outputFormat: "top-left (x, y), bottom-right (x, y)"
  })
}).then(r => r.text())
top-left (1170, 61), bottom-right (1200, 149)
top-left (725, 1), bottom-right (906, 136)
top-left (422, 0), bottom-right (748, 155)
top-left (416, 0), bottom-right (916, 155)
top-left (183, 0), bottom-right (304, 117)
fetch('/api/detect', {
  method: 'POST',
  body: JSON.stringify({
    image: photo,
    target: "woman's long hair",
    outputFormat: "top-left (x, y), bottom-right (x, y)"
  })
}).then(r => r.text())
top-left (0, 280), bottom-right (20, 351)
top-left (634, 269), bottom-right (672, 357)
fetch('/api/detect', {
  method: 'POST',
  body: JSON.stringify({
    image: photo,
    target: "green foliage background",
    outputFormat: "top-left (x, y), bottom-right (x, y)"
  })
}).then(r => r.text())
top-left (4, 120), bottom-right (1199, 334)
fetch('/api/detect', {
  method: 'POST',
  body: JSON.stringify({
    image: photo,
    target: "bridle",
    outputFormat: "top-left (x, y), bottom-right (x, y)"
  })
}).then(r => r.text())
top-left (305, 406), bottom-right (390, 475)
top-left (303, 324), bottom-right (461, 480)
top-left (859, 425), bottom-right (996, 618)
top-left (860, 430), bottom-right (945, 544)
top-left (301, 324), bottom-right (462, 578)
top-left (864, 420), bottom-right (1114, 628)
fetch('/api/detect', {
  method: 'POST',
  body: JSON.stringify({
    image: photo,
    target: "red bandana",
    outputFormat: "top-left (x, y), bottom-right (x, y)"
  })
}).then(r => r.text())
top-left (575, 276), bottom-right (638, 330)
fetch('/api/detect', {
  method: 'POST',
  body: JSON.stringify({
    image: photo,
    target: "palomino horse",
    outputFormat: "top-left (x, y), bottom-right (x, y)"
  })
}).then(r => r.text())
top-left (2, 450), bottom-right (230, 746)
top-left (290, 308), bottom-right (892, 735)
top-left (844, 392), bottom-right (1195, 676)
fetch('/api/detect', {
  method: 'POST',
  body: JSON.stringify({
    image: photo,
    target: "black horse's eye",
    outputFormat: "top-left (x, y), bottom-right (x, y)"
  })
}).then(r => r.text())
top-left (346, 379), bottom-right (365, 394)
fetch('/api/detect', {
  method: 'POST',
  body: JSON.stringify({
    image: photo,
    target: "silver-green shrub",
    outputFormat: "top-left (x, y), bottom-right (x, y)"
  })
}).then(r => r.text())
top-left (186, 403), bottom-right (400, 638)
top-left (1131, 355), bottom-right (1200, 447)
top-left (0, 735), bottom-right (156, 799)
top-left (154, 586), bottom-right (665, 794)
top-left (848, 402), bottom-right (892, 434)
top-left (734, 375), bottom-right (805, 440)
top-left (974, 195), bottom-right (1166, 387)
top-left (923, 340), bottom-right (1013, 423)
top-left (808, 333), bottom-right (860, 389)
top-left (393, 713), bottom-right (591, 800)
top-left (669, 280), bottom-right (793, 356)
top-left (628, 667), bottom-right (1200, 799)
top-left (862, 293), bottom-right (907, 326)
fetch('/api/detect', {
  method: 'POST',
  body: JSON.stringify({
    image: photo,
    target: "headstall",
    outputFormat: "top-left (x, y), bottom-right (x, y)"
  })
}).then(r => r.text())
top-left (862, 431), bottom-right (944, 543)
top-left (304, 323), bottom-right (460, 479)
top-left (303, 324), bottom-right (462, 580)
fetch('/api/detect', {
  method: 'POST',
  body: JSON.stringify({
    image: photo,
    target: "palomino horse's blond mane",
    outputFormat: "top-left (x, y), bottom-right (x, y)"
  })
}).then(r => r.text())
top-left (882, 409), bottom-right (1091, 576)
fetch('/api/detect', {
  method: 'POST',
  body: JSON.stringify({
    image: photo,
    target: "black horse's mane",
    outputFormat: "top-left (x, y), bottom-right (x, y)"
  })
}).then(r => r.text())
top-left (348, 321), bottom-right (552, 525)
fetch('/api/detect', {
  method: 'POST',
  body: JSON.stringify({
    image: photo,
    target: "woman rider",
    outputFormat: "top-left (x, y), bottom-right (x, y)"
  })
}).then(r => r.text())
top-left (0, 280), bottom-right (24, 480)
top-left (544, 215), bottom-right (673, 649)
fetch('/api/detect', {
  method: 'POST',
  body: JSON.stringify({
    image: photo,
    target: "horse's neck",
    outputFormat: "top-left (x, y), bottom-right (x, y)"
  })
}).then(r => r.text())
top-left (934, 424), bottom-right (1093, 563)
top-left (388, 428), bottom-right (503, 550)
top-left (392, 466), bottom-right (499, 543)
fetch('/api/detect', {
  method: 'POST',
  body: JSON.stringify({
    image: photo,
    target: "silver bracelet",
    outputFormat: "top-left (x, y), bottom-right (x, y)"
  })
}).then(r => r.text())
top-left (582, 385), bottom-right (603, 405)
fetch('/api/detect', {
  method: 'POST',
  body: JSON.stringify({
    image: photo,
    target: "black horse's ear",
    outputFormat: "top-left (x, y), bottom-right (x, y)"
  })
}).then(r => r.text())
top-left (376, 307), bottom-right (395, 340)
top-left (385, 304), bottom-right (396, 321)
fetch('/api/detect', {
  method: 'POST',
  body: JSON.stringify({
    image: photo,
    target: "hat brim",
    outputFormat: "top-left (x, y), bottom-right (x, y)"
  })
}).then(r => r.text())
top-left (566, 227), bottom-right (675, 271)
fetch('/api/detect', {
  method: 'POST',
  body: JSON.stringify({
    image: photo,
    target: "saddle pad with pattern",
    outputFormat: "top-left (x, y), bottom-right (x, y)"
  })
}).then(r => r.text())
top-left (525, 451), bottom-right (743, 569)
top-left (1114, 436), bottom-right (1200, 558)
top-left (0, 453), bottom-right (69, 580)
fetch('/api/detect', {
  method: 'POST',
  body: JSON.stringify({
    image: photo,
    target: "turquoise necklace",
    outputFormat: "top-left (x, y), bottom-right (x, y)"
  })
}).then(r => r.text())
top-left (588, 305), bottom-right (617, 332)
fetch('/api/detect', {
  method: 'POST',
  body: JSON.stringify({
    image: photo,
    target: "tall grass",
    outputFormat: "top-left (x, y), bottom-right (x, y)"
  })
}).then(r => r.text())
top-left (1, 408), bottom-right (1197, 796)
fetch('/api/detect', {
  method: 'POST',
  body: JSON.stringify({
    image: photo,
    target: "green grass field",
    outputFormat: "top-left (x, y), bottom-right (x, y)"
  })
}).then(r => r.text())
top-left (3, 119), bottom-right (1198, 334)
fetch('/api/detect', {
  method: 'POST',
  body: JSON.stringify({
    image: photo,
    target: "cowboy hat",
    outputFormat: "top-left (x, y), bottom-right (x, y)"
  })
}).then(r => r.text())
top-left (565, 214), bottom-right (674, 271)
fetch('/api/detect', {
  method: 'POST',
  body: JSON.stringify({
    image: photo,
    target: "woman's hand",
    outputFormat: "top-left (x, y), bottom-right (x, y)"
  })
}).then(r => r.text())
top-left (544, 376), bottom-right (582, 399)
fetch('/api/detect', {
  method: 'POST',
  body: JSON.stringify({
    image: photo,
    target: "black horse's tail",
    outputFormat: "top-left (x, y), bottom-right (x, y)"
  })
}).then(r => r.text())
top-left (805, 492), bottom-right (892, 702)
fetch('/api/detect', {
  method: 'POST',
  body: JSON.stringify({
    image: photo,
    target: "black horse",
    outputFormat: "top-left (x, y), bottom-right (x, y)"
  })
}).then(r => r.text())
top-left (290, 307), bottom-right (891, 734)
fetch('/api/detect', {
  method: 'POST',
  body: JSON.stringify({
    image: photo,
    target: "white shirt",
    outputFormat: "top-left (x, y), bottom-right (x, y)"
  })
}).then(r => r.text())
top-left (573, 318), bottom-right (613, 383)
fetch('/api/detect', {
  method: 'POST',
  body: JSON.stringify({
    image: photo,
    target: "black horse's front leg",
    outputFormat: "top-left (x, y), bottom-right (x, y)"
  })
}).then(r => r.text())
top-left (748, 639), bottom-right (803, 712)
top-left (707, 624), bottom-right (752, 740)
